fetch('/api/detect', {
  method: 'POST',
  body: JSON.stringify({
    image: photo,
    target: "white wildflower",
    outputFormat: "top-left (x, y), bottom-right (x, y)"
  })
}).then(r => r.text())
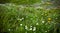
top-left (36, 23), bottom-right (39, 25)
top-left (29, 28), bottom-right (32, 30)
top-left (25, 25), bottom-right (28, 30)
top-left (45, 31), bottom-right (47, 32)
top-left (42, 21), bottom-right (45, 23)
top-left (30, 26), bottom-right (32, 28)
top-left (20, 24), bottom-right (22, 26)
top-left (17, 18), bottom-right (24, 21)
top-left (33, 27), bottom-right (36, 31)
top-left (8, 29), bottom-right (11, 31)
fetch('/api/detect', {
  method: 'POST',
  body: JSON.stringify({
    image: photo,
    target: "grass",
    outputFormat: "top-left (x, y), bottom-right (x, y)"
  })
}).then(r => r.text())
top-left (0, 3), bottom-right (60, 33)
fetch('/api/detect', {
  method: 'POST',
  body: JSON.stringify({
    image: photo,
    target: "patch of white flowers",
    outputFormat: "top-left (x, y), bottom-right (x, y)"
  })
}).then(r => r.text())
top-left (33, 27), bottom-right (36, 31)
top-left (29, 26), bottom-right (33, 30)
top-left (20, 24), bottom-right (23, 26)
top-left (30, 26), bottom-right (33, 28)
top-left (17, 17), bottom-right (24, 21)
top-left (25, 25), bottom-right (28, 30)
top-left (29, 28), bottom-right (32, 30)
top-left (8, 29), bottom-right (11, 31)
top-left (42, 21), bottom-right (45, 23)
top-left (36, 23), bottom-right (39, 25)
top-left (45, 31), bottom-right (48, 32)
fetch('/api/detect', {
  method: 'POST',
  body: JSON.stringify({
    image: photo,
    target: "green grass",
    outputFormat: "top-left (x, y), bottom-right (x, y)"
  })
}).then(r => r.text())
top-left (0, 4), bottom-right (60, 33)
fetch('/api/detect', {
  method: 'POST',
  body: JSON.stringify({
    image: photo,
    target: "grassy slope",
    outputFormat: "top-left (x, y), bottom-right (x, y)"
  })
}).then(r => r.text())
top-left (0, 4), bottom-right (59, 33)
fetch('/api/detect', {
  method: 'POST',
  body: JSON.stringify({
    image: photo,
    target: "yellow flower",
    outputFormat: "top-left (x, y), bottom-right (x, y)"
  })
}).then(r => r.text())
top-left (48, 18), bottom-right (52, 23)
top-left (48, 18), bottom-right (51, 21)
